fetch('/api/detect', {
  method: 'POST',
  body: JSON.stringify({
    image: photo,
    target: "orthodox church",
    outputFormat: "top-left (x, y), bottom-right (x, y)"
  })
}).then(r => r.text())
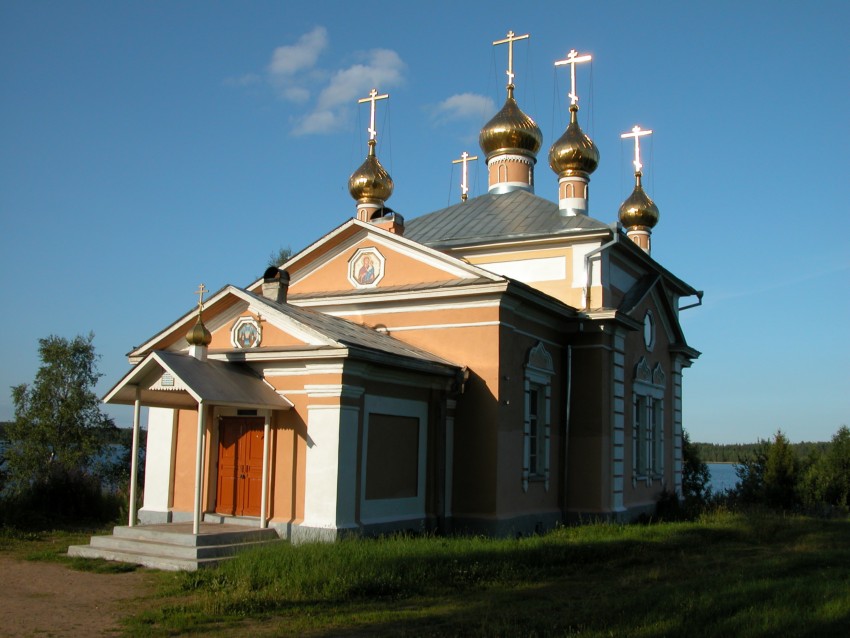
top-left (103, 34), bottom-right (702, 541)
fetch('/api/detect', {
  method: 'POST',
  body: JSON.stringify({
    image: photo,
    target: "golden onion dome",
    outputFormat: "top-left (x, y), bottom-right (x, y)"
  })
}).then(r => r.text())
top-left (548, 104), bottom-right (599, 176)
top-left (478, 88), bottom-right (542, 160)
top-left (348, 140), bottom-right (394, 203)
top-left (186, 316), bottom-right (212, 346)
top-left (618, 172), bottom-right (659, 229)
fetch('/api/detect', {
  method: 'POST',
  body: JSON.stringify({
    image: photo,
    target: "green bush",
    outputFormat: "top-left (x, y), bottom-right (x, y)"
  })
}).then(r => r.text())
top-left (0, 466), bottom-right (123, 530)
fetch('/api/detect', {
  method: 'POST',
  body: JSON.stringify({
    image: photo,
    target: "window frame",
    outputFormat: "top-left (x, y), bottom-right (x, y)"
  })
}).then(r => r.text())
top-left (523, 343), bottom-right (554, 492)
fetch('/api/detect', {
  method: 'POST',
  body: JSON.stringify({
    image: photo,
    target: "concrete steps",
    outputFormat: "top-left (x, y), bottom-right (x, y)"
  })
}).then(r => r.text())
top-left (67, 522), bottom-right (283, 571)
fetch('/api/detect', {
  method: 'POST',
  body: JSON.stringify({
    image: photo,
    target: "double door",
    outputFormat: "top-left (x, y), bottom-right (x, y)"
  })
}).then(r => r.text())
top-left (216, 417), bottom-right (265, 517)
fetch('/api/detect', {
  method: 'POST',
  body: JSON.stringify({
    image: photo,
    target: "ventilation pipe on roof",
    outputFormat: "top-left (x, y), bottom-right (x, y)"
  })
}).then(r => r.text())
top-left (262, 268), bottom-right (290, 304)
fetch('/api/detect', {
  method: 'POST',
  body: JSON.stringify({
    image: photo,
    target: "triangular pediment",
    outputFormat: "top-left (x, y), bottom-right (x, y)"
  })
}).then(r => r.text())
top-left (249, 219), bottom-right (502, 299)
top-left (128, 286), bottom-right (340, 361)
top-left (619, 274), bottom-right (689, 351)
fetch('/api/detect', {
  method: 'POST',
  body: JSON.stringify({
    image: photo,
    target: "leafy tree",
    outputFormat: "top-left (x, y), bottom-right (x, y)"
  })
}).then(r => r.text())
top-left (6, 334), bottom-right (115, 493)
top-left (800, 426), bottom-right (850, 512)
top-left (682, 430), bottom-right (711, 503)
top-left (735, 439), bottom-right (770, 504)
top-left (267, 245), bottom-right (292, 269)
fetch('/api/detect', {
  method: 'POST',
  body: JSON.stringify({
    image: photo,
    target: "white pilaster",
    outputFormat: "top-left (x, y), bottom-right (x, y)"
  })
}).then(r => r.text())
top-left (139, 407), bottom-right (177, 523)
top-left (302, 404), bottom-right (360, 530)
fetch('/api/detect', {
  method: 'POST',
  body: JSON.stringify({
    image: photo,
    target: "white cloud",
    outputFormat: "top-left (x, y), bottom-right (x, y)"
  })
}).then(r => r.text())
top-left (296, 110), bottom-right (340, 135)
top-left (431, 93), bottom-right (495, 125)
top-left (268, 26), bottom-right (328, 79)
top-left (293, 48), bottom-right (405, 135)
top-left (229, 27), bottom-right (406, 136)
top-left (223, 73), bottom-right (262, 88)
top-left (267, 26), bottom-right (329, 103)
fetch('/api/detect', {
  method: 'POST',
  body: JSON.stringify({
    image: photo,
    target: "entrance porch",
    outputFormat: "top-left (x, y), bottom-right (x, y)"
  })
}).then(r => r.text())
top-left (67, 521), bottom-right (283, 571)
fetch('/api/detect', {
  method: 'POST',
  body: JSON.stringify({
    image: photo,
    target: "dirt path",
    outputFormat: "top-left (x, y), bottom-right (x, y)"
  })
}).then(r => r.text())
top-left (0, 556), bottom-right (156, 637)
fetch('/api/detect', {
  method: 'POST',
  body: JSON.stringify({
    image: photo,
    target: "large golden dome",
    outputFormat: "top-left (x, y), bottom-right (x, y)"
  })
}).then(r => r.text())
top-left (549, 104), bottom-right (599, 176)
top-left (478, 89), bottom-right (542, 160)
top-left (348, 140), bottom-right (394, 203)
top-left (618, 172), bottom-right (659, 229)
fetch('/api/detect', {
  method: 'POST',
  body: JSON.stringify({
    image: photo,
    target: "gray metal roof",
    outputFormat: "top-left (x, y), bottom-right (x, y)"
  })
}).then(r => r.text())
top-left (243, 289), bottom-right (460, 371)
top-left (104, 351), bottom-right (292, 409)
top-left (404, 189), bottom-right (610, 248)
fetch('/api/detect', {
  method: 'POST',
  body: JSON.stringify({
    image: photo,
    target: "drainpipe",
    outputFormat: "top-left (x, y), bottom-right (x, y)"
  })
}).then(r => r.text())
top-left (563, 345), bottom-right (572, 512)
top-left (584, 223), bottom-right (621, 310)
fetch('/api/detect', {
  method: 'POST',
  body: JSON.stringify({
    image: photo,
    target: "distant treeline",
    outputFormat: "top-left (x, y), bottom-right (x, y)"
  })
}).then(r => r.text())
top-left (1, 421), bottom-right (142, 448)
top-left (694, 441), bottom-right (831, 463)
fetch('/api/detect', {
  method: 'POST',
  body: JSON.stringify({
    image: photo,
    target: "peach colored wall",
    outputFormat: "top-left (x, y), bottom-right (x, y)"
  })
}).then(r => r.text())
top-left (621, 293), bottom-right (674, 510)
top-left (565, 333), bottom-right (614, 513)
top-left (493, 310), bottom-right (566, 517)
top-left (209, 315), bottom-right (311, 349)
top-left (292, 239), bottom-right (456, 296)
top-left (172, 408), bottom-right (199, 512)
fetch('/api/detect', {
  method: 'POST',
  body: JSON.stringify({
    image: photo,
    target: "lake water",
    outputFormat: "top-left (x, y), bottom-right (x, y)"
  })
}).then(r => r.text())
top-left (707, 463), bottom-right (739, 493)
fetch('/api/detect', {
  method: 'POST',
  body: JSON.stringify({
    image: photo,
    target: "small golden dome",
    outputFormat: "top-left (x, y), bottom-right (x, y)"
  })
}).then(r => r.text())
top-left (186, 316), bottom-right (212, 346)
top-left (478, 89), bottom-right (542, 160)
top-left (618, 172), bottom-right (659, 229)
top-left (348, 140), bottom-right (394, 203)
top-left (548, 104), bottom-right (599, 176)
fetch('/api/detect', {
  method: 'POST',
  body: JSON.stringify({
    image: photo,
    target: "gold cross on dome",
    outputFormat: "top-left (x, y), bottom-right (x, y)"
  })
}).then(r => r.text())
top-left (555, 49), bottom-right (592, 106)
top-left (194, 283), bottom-right (207, 313)
top-left (493, 30), bottom-right (530, 88)
top-left (452, 151), bottom-right (479, 201)
top-left (621, 125), bottom-right (653, 173)
top-left (357, 88), bottom-right (389, 142)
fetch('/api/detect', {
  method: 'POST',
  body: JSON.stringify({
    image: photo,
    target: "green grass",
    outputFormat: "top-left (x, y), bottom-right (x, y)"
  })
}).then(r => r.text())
top-left (123, 511), bottom-right (850, 637)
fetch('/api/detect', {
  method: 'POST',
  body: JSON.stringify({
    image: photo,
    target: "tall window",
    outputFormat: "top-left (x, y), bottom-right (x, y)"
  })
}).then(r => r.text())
top-left (633, 358), bottom-right (665, 484)
top-left (524, 343), bottom-right (554, 492)
top-left (528, 384), bottom-right (546, 476)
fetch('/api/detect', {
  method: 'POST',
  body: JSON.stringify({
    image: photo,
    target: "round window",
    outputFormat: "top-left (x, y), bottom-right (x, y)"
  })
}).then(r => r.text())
top-left (643, 312), bottom-right (655, 350)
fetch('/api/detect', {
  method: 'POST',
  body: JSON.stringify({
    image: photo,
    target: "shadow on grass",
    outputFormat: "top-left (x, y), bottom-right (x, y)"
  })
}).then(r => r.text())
top-left (127, 516), bottom-right (850, 638)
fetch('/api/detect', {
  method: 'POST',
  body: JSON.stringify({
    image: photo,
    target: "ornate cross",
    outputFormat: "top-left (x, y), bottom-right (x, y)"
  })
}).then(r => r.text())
top-left (621, 125), bottom-right (653, 173)
top-left (554, 49), bottom-right (592, 106)
top-left (194, 283), bottom-right (207, 313)
top-left (452, 151), bottom-right (479, 201)
top-left (358, 88), bottom-right (389, 142)
top-left (493, 30), bottom-right (530, 87)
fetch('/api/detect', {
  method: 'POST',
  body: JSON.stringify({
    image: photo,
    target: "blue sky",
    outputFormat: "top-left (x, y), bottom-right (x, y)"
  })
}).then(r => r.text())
top-left (1, 1), bottom-right (847, 443)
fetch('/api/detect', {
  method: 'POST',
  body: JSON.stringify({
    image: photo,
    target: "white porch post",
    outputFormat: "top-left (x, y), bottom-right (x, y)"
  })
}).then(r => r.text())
top-left (260, 411), bottom-right (272, 529)
top-left (128, 387), bottom-right (142, 527)
top-left (192, 401), bottom-right (207, 535)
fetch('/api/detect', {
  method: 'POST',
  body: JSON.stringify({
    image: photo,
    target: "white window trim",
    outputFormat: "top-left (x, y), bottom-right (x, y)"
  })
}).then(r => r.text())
top-left (632, 358), bottom-right (665, 486)
top-left (523, 343), bottom-right (554, 492)
top-left (360, 396), bottom-right (428, 524)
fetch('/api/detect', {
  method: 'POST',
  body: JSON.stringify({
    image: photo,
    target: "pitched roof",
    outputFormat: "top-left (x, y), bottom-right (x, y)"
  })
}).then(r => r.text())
top-left (405, 189), bottom-right (610, 248)
top-left (104, 351), bottom-right (292, 409)
top-left (242, 288), bottom-right (460, 370)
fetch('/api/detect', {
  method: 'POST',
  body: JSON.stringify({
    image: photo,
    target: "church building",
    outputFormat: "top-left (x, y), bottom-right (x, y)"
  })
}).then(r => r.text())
top-left (104, 34), bottom-right (701, 541)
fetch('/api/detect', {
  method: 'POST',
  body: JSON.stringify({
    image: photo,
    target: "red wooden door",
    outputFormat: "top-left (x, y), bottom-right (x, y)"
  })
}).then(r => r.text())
top-left (216, 417), bottom-right (265, 517)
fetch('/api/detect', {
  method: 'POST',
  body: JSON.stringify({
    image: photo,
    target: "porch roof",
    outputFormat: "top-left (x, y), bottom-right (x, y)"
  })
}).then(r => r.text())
top-left (103, 351), bottom-right (293, 411)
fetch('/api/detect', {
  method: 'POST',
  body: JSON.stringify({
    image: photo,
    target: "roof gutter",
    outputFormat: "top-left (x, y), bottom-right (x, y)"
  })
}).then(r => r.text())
top-left (583, 222), bottom-right (621, 310)
top-left (679, 290), bottom-right (704, 312)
